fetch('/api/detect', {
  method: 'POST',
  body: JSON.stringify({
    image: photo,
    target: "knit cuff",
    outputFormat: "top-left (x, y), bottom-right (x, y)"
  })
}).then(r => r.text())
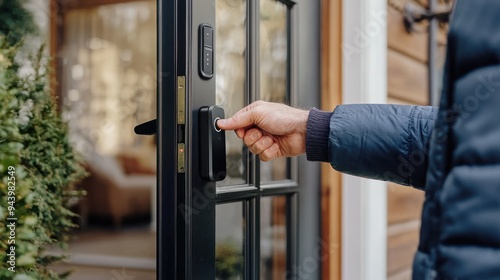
top-left (306, 108), bottom-right (333, 162)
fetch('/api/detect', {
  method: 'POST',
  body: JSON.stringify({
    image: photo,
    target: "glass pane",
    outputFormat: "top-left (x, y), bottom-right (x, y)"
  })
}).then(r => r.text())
top-left (63, 2), bottom-right (157, 156)
top-left (216, 203), bottom-right (245, 280)
top-left (260, 158), bottom-right (288, 182)
top-left (260, 0), bottom-right (289, 182)
top-left (261, 196), bottom-right (287, 279)
top-left (260, 0), bottom-right (287, 103)
top-left (216, 0), bottom-right (248, 187)
top-left (57, 1), bottom-right (157, 279)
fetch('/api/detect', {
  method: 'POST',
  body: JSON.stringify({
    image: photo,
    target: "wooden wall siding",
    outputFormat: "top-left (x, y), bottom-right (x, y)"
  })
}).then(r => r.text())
top-left (387, 183), bottom-right (424, 225)
top-left (321, 0), bottom-right (342, 279)
top-left (388, 49), bottom-right (429, 105)
top-left (388, 269), bottom-right (413, 280)
top-left (388, 12), bottom-right (428, 63)
top-left (387, 97), bottom-right (411, 105)
top-left (387, 228), bottom-right (420, 275)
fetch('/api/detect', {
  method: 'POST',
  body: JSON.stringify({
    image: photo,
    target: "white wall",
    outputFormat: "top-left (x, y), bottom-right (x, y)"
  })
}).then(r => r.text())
top-left (342, 0), bottom-right (388, 279)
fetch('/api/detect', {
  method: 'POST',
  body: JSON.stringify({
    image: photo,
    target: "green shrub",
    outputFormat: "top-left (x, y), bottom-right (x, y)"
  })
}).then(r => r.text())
top-left (215, 243), bottom-right (243, 279)
top-left (0, 42), bottom-right (86, 279)
top-left (0, 0), bottom-right (38, 46)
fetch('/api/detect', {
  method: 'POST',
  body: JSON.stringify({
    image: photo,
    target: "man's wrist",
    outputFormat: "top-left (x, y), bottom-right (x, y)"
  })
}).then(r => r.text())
top-left (306, 108), bottom-right (333, 162)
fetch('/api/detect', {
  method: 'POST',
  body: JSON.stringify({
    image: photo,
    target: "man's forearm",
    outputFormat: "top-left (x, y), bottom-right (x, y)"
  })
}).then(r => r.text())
top-left (306, 104), bottom-right (438, 190)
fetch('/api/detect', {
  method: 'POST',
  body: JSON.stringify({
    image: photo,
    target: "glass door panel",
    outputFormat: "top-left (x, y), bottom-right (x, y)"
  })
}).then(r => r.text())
top-left (216, 202), bottom-right (245, 280)
top-left (58, 1), bottom-right (157, 279)
top-left (216, 0), bottom-right (248, 187)
top-left (260, 0), bottom-right (290, 183)
top-left (260, 159), bottom-right (288, 182)
top-left (63, 2), bottom-right (157, 156)
top-left (260, 0), bottom-right (287, 104)
top-left (260, 196), bottom-right (288, 279)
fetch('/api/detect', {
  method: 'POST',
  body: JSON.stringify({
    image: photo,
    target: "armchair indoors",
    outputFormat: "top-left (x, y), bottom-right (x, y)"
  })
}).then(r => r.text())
top-left (79, 150), bottom-right (156, 229)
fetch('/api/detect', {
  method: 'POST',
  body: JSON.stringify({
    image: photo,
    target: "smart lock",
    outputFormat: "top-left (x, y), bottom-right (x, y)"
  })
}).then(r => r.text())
top-left (199, 23), bottom-right (214, 79)
top-left (199, 106), bottom-right (226, 181)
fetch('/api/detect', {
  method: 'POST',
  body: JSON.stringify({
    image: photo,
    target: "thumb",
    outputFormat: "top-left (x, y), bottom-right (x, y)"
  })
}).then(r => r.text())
top-left (217, 111), bottom-right (255, 131)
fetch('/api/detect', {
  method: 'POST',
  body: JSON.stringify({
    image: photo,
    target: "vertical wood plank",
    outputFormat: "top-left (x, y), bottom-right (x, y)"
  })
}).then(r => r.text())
top-left (321, 0), bottom-right (342, 278)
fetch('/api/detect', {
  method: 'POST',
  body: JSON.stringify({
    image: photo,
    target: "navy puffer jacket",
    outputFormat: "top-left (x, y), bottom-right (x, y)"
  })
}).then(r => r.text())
top-left (306, 1), bottom-right (500, 278)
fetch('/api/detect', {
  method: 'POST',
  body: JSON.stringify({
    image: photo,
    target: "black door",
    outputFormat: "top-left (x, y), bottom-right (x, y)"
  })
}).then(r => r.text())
top-left (156, 0), bottom-right (322, 279)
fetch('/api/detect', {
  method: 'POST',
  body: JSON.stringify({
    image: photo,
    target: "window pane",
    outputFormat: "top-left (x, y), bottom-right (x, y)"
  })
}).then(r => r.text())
top-left (260, 0), bottom-right (287, 103)
top-left (57, 1), bottom-right (157, 279)
top-left (216, 203), bottom-right (245, 279)
top-left (260, 0), bottom-right (289, 182)
top-left (62, 2), bottom-right (157, 157)
top-left (260, 158), bottom-right (288, 182)
top-left (216, 0), bottom-right (248, 187)
top-left (261, 196), bottom-right (287, 279)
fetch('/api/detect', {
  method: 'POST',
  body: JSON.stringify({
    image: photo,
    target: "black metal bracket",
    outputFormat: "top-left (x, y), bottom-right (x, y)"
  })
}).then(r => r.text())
top-left (403, 2), bottom-right (452, 33)
top-left (402, 1), bottom-right (454, 106)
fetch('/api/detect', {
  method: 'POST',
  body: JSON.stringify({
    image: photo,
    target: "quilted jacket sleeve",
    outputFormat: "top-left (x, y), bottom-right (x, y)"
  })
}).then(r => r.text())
top-left (306, 104), bottom-right (438, 190)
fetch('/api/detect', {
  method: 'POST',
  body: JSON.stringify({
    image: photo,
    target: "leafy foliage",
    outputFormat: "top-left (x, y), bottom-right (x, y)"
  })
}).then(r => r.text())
top-left (0, 41), bottom-right (86, 279)
top-left (1, 2), bottom-right (85, 278)
top-left (215, 243), bottom-right (243, 279)
top-left (0, 0), bottom-right (38, 46)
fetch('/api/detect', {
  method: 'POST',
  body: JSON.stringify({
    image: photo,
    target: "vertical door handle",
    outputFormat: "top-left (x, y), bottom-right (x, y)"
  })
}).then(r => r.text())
top-left (199, 106), bottom-right (226, 181)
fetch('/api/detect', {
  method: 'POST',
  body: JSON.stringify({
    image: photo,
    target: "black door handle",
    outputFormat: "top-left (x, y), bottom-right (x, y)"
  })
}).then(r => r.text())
top-left (134, 119), bottom-right (157, 135)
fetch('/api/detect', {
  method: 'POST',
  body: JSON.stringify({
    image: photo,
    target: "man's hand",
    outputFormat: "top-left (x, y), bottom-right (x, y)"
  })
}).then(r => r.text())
top-left (217, 101), bottom-right (309, 162)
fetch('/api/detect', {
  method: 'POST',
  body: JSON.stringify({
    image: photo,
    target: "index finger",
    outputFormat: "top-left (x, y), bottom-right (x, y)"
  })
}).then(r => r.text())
top-left (217, 110), bottom-right (256, 131)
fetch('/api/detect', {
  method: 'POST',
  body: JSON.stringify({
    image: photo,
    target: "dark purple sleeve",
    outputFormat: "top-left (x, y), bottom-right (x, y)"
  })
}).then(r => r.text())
top-left (305, 108), bottom-right (333, 162)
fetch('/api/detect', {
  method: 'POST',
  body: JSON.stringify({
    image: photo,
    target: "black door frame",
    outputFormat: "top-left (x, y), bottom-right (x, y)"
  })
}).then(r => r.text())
top-left (157, 0), bottom-right (181, 278)
top-left (157, 1), bottom-right (322, 279)
top-left (158, 0), bottom-right (218, 278)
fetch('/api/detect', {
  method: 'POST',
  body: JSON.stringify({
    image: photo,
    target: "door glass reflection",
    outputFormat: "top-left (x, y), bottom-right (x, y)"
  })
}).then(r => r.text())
top-left (261, 196), bottom-right (288, 279)
top-left (260, 0), bottom-right (287, 103)
top-left (216, 203), bottom-right (245, 280)
top-left (216, 0), bottom-right (248, 187)
top-left (56, 1), bottom-right (157, 279)
top-left (260, 0), bottom-right (289, 182)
